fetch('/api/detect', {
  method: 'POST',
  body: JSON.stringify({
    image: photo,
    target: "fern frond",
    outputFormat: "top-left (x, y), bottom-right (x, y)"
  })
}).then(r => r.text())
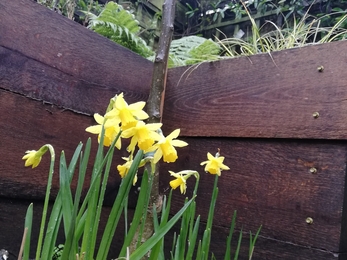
top-left (86, 2), bottom-right (153, 58)
top-left (169, 36), bottom-right (221, 67)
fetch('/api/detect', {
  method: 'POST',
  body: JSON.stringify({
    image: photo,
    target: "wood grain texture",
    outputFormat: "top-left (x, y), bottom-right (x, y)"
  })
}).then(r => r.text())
top-left (0, 197), bottom-right (132, 259)
top-left (164, 222), bottom-right (341, 260)
top-left (159, 137), bottom-right (347, 251)
top-left (162, 40), bottom-right (347, 139)
top-left (0, 89), bottom-right (132, 201)
top-left (0, 0), bottom-right (153, 114)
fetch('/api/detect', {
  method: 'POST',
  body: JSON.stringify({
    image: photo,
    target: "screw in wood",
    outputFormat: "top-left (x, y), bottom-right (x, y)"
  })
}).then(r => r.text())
top-left (317, 66), bottom-right (324, 72)
top-left (306, 217), bottom-right (313, 224)
top-left (309, 167), bottom-right (317, 174)
top-left (312, 112), bottom-right (320, 119)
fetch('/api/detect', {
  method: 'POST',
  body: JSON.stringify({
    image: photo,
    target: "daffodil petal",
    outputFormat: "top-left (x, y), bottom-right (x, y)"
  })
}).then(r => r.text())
top-left (115, 93), bottom-right (127, 110)
top-left (94, 113), bottom-right (105, 124)
top-left (122, 128), bottom-right (136, 138)
top-left (171, 140), bottom-right (188, 147)
top-left (166, 129), bottom-right (180, 140)
top-left (153, 149), bottom-right (163, 164)
top-left (128, 101), bottom-right (146, 111)
top-left (207, 152), bottom-right (214, 160)
top-left (85, 125), bottom-right (102, 134)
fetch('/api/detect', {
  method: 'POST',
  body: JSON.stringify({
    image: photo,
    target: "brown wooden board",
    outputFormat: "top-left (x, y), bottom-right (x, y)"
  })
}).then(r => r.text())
top-left (159, 137), bottom-right (347, 252)
top-left (164, 221), bottom-right (341, 260)
top-left (1, 0), bottom-right (347, 258)
top-left (2, 196), bottom-right (338, 260)
top-left (0, 89), bottom-right (135, 202)
top-left (0, 197), bottom-right (133, 259)
top-left (162, 40), bottom-right (347, 139)
top-left (0, 0), bottom-right (152, 114)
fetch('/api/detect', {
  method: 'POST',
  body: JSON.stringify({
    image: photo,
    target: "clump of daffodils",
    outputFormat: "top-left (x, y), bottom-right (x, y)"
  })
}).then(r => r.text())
top-left (23, 93), bottom-right (230, 194)
top-left (85, 93), bottom-right (188, 181)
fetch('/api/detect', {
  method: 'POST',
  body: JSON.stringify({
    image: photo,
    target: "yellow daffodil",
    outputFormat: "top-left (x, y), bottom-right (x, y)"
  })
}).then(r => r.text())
top-left (147, 129), bottom-right (188, 163)
top-left (200, 152), bottom-right (230, 176)
top-left (22, 146), bottom-right (48, 168)
top-left (117, 157), bottom-right (133, 179)
top-left (169, 170), bottom-right (198, 194)
top-left (122, 121), bottom-right (162, 152)
top-left (169, 171), bottom-right (187, 194)
top-left (117, 157), bottom-right (146, 185)
top-left (105, 93), bottom-right (149, 130)
top-left (85, 113), bottom-right (122, 149)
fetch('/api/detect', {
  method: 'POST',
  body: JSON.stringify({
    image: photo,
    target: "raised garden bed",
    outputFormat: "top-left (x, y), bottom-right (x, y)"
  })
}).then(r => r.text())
top-left (1, 0), bottom-right (347, 259)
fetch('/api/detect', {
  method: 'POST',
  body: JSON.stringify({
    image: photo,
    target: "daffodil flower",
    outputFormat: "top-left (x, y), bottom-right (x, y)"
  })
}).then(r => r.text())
top-left (22, 146), bottom-right (49, 168)
top-left (147, 129), bottom-right (188, 163)
top-left (105, 93), bottom-right (149, 130)
top-left (200, 152), bottom-right (230, 176)
top-left (169, 170), bottom-right (197, 194)
top-left (170, 172), bottom-right (186, 194)
top-left (85, 113), bottom-right (122, 149)
top-left (122, 121), bottom-right (162, 152)
top-left (117, 157), bottom-right (146, 185)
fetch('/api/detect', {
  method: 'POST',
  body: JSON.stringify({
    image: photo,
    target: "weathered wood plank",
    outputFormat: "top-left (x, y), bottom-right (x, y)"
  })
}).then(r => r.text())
top-left (0, 45), bottom-right (148, 115)
top-left (0, 0), bottom-right (152, 114)
top-left (1, 196), bottom-right (339, 260)
top-left (1, 90), bottom-right (346, 256)
top-left (160, 137), bottom-right (347, 251)
top-left (163, 40), bottom-right (347, 139)
top-left (0, 89), bottom-right (132, 200)
top-left (0, 197), bottom-right (132, 259)
top-left (164, 222), bottom-right (341, 259)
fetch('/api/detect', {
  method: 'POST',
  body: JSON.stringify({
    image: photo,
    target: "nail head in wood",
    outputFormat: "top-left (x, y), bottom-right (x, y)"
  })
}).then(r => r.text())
top-left (309, 167), bottom-right (317, 174)
top-left (312, 112), bottom-right (319, 119)
top-left (306, 217), bottom-right (313, 224)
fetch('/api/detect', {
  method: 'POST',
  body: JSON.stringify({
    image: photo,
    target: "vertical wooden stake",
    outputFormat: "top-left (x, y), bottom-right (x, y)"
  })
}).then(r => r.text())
top-left (131, 0), bottom-right (176, 253)
top-left (146, 0), bottom-right (176, 209)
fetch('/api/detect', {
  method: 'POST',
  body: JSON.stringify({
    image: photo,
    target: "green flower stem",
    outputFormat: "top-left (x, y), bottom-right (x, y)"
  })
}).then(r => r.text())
top-left (35, 144), bottom-right (55, 260)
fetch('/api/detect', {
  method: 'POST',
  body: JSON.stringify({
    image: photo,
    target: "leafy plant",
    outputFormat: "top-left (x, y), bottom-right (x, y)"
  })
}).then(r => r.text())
top-left (217, 3), bottom-right (347, 57)
top-left (85, 2), bottom-right (154, 58)
top-left (168, 35), bottom-right (221, 67)
top-left (186, 3), bottom-right (199, 19)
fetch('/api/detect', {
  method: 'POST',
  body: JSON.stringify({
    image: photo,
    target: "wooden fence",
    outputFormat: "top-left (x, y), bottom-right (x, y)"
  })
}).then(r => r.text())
top-left (1, 0), bottom-right (347, 259)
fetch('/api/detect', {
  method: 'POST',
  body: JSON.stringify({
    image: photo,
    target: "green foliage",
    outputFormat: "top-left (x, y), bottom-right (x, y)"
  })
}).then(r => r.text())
top-left (217, 4), bottom-right (347, 57)
top-left (168, 36), bottom-right (221, 67)
top-left (86, 2), bottom-right (154, 58)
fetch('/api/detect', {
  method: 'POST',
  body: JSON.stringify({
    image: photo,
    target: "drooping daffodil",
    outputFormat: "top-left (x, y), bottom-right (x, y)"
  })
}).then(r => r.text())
top-left (22, 145), bottom-right (50, 168)
top-left (117, 156), bottom-right (146, 185)
top-left (200, 151), bottom-right (230, 176)
top-left (146, 129), bottom-right (188, 163)
top-left (169, 170), bottom-right (198, 194)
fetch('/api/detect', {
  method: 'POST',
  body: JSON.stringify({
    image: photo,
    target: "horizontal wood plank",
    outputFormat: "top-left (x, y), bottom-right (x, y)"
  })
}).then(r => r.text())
top-left (164, 222), bottom-right (341, 260)
top-left (0, 89), bottom-right (135, 202)
top-left (1, 197), bottom-right (339, 260)
top-left (0, 0), bottom-right (152, 114)
top-left (159, 137), bottom-right (347, 251)
top-left (0, 197), bottom-right (131, 259)
top-left (2, 89), bottom-right (346, 252)
top-left (163, 40), bottom-right (347, 139)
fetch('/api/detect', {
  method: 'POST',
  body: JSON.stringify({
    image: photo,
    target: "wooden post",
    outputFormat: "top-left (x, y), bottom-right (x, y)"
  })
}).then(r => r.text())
top-left (146, 0), bottom-right (176, 215)
top-left (130, 0), bottom-right (176, 253)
